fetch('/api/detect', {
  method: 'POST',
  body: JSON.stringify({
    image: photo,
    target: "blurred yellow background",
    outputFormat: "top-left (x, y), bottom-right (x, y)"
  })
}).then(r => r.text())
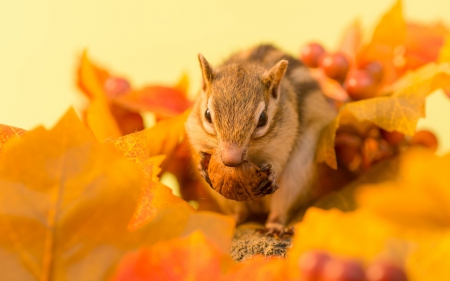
top-left (0, 0), bottom-right (449, 153)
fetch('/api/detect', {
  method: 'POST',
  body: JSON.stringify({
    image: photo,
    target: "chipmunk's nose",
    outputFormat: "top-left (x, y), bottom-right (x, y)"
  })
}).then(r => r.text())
top-left (220, 142), bottom-right (245, 167)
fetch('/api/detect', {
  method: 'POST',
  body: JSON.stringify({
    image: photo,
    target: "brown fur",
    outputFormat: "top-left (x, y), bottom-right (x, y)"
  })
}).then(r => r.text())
top-left (185, 44), bottom-right (336, 233)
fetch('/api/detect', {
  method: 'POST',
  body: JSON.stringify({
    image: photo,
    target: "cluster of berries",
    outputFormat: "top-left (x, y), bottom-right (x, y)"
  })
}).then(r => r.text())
top-left (299, 250), bottom-right (408, 281)
top-left (300, 43), bottom-right (438, 172)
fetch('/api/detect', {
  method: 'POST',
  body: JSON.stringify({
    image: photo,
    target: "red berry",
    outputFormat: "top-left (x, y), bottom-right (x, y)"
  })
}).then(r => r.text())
top-left (104, 77), bottom-right (131, 98)
top-left (410, 130), bottom-right (438, 152)
top-left (298, 251), bottom-right (331, 280)
top-left (380, 129), bottom-right (405, 146)
top-left (320, 53), bottom-right (350, 82)
top-left (321, 258), bottom-right (366, 281)
top-left (345, 70), bottom-right (377, 101)
top-left (362, 61), bottom-right (384, 83)
top-left (366, 262), bottom-right (408, 281)
top-left (301, 43), bottom-right (326, 68)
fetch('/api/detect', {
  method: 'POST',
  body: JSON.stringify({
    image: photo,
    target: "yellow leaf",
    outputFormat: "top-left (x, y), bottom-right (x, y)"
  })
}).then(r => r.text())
top-left (439, 36), bottom-right (450, 63)
top-left (0, 124), bottom-right (26, 157)
top-left (107, 111), bottom-right (193, 230)
top-left (407, 234), bottom-right (450, 281)
top-left (357, 148), bottom-right (450, 231)
top-left (0, 108), bottom-right (144, 281)
top-left (371, 0), bottom-right (406, 47)
top-left (79, 51), bottom-right (122, 141)
top-left (316, 63), bottom-right (450, 168)
top-left (112, 231), bottom-right (234, 281)
top-left (289, 208), bottom-right (393, 267)
top-left (357, 0), bottom-right (406, 84)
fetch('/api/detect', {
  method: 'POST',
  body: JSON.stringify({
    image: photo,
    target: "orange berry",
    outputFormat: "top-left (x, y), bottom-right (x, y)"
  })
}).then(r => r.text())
top-left (410, 130), bottom-right (438, 152)
top-left (380, 130), bottom-right (405, 146)
top-left (301, 43), bottom-right (326, 68)
top-left (320, 53), bottom-right (350, 82)
top-left (345, 70), bottom-right (377, 101)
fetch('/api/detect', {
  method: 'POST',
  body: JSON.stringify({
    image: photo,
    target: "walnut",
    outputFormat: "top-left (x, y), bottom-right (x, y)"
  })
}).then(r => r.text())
top-left (198, 151), bottom-right (278, 201)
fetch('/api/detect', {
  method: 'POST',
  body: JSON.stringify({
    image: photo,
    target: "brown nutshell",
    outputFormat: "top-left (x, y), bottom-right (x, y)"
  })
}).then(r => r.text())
top-left (205, 151), bottom-right (278, 201)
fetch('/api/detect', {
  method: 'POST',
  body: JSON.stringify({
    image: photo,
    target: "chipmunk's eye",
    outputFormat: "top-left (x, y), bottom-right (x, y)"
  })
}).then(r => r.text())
top-left (257, 111), bottom-right (268, 128)
top-left (205, 109), bottom-right (212, 123)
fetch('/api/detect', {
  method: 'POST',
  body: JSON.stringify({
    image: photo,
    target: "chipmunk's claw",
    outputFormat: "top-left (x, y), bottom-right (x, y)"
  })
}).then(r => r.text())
top-left (198, 152), bottom-right (213, 188)
top-left (252, 164), bottom-right (278, 196)
top-left (261, 223), bottom-right (294, 238)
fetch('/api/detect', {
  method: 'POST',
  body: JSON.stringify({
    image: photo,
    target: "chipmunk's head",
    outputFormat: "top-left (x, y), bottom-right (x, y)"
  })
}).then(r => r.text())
top-left (197, 54), bottom-right (288, 167)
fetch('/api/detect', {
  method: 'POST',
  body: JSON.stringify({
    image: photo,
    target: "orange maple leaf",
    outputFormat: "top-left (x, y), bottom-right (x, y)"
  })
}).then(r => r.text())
top-left (225, 255), bottom-right (290, 281)
top-left (78, 51), bottom-right (123, 141)
top-left (357, 149), bottom-right (450, 231)
top-left (0, 109), bottom-right (149, 280)
top-left (356, 0), bottom-right (449, 87)
top-left (114, 85), bottom-right (193, 121)
top-left (77, 51), bottom-right (192, 140)
top-left (108, 110), bottom-right (198, 230)
top-left (357, 0), bottom-right (407, 85)
top-left (0, 124), bottom-right (26, 156)
top-left (316, 63), bottom-right (450, 169)
top-left (112, 231), bottom-right (233, 281)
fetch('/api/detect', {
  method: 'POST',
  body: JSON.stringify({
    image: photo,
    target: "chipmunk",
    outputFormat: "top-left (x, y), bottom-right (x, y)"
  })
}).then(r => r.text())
top-left (185, 44), bottom-right (336, 235)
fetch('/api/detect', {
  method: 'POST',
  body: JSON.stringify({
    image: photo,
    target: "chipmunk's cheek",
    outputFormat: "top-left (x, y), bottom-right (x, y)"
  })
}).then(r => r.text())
top-left (220, 142), bottom-right (246, 167)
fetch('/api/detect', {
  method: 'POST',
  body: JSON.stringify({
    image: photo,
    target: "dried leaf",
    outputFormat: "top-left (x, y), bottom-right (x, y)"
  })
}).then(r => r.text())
top-left (357, 149), bottom-right (450, 231)
top-left (225, 255), bottom-right (290, 281)
top-left (77, 50), bottom-right (110, 100)
top-left (78, 51), bottom-right (122, 140)
top-left (289, 208), bottom-right (394, 266)
top-left (174, 72), bottom-right (190, 96)
top-left (407, 234), bottom-right (450, 281)
top-left (0, 108), bottom-right (144, 281)
top-left (403, 22), bottom-right (449, 71)
top-left (439, 36), bottom-right (450, 63)
top-left (115, 86), bottom-right (192, 120)
top-left (112, 231), bottom-right (233, 281)
top-left (0, 124), bottom-right (26, 156)
top-left (316, 63), bottom-right (450, 169)
top-left (338, 19), bottom-right (363, 65)
top-left (357, 0), bottom-right (406, 84)
top-left (108, 110), bottom-right (192, 230)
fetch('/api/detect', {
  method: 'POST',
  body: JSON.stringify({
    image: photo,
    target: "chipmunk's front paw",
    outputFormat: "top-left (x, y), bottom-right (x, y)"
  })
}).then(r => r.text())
top-left (251, 164), bottom-right (278, 196)
top-left (263, 222), bottom-right (294, 237)
top-left (198, 152), bottom-right (213, 188)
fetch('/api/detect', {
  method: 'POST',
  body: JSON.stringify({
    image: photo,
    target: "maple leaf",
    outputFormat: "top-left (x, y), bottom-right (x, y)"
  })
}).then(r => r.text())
top-left (406, 233), bottom-right (450, 281)
top-left (0, 108), bottom-right (146, 280)
top-left (289, 208), bottom-right (394, 268)
top-left (357, 149), bottom-right (450, 231)
top-left (106, 110), bottom-right (220, 231)
top-left (439, 36), bottom-right (450, 63)
top-left (225, 255), bottom-right (290, 281)
top-left (112, 231), bottom-right (233, 281)
top-left (114, 85), bottom-right (193, 121)
top-left (107, 113), bottom-right (191, 230)
top-left (338, 19), bottom-right (363, 66)
top-left (0, 109), bottom-right (236, 280)
top-left (78, 51), bottom-right (122, 141)
top-left (402, 22), bottom-right (449, 72)
top-left (316, 63), bottom-right (450, 169)
top-left (357, 0), bottom-right (406, 85)
top-left (0, 124), bottom-right (26, 156)
top-left (77, 51), bottom-right (191, 139)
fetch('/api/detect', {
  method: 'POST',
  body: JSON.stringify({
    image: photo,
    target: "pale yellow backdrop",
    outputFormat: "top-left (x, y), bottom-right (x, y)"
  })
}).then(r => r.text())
top-left (0, 0), bottom-right (449, 153)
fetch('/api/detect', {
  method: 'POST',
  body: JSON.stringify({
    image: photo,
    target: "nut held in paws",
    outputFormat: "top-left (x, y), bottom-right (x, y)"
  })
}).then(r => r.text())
top-left (206, 151), bottom-right (279, 201)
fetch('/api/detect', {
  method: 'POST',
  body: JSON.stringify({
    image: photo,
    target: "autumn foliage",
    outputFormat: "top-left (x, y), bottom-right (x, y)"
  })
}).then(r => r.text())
top-left (1, 0), bottom-right (450, 280)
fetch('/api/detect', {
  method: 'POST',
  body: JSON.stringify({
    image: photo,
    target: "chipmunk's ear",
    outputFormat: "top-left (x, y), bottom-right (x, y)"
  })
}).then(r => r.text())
top-left (198, 54), bottom-right (215, 91)
top-left (263, 60), bottom-right (288, 99)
